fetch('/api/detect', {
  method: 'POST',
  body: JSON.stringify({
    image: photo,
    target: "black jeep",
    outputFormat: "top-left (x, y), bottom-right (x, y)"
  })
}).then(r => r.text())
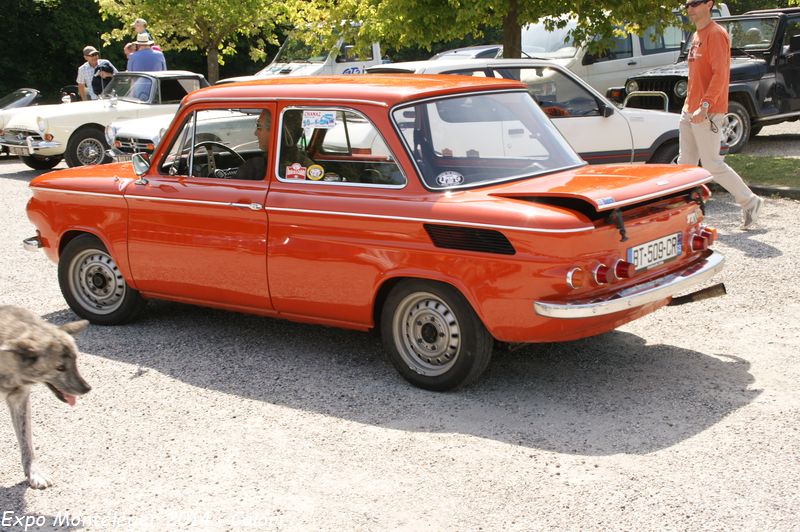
top-left (611, 7), bottom-right (800, 153)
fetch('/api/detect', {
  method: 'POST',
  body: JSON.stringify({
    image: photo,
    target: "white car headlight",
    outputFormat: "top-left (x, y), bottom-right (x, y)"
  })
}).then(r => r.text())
top-left (674, 79), bottom-right (688, 99)
top-left (625, 80), bottom-right (639, 95)
top-left (105, 124), bottom-right (118, 145)
top-left (36, 116), bottom-right (47, 134)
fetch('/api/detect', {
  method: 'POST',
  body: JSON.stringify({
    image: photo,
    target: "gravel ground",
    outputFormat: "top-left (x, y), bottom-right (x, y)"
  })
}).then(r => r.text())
top-left (0, 150), bottom-right (799, 530)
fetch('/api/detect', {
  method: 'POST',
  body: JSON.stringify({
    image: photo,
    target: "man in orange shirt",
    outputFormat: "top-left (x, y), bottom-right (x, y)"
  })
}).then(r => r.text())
top-left (677, 0), bottom-right (764, 230)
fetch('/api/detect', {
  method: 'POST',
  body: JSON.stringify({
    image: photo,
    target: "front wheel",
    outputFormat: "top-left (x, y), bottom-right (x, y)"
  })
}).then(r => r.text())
top-left (20, 154), bottom-right (63, 170)
top-left (721, 101), bottom-right (750, 154)
top-left (58, 234), bottom-right (146, 324)
top-left (648, 142), bottom-right (679, 164)
top-left (380, 280), bottom-right (493, 391)
top-left (64, 128), bottom-right (111, 167)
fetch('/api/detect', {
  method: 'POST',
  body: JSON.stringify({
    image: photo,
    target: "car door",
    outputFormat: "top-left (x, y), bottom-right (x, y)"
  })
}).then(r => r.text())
top-left (125, 103), bottom-right (275, 310)
top-left (779, 17), bottom-right (800, 113)
top-left (488, 66), bottom-right (635, 163)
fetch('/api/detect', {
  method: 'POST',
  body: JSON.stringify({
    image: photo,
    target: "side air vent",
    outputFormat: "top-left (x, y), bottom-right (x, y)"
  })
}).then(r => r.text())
top-left (423, 224), bottom-right (516, 255)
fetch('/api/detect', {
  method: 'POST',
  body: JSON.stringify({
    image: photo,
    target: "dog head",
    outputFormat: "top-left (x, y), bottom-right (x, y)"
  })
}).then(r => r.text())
top-left (1, 319), bottom-right (92, 405)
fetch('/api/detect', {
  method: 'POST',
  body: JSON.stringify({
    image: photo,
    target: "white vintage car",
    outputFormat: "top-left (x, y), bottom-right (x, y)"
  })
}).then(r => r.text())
top-left (367, 58), bottom-right (683, 164)
top-left (0, 71), bottom-right (207, 169)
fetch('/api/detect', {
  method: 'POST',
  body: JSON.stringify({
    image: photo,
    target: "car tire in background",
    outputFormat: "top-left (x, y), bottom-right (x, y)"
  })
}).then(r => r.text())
top-left (58, 234), bottom-right (146, 325)
top-left (380, 280), bottom-right (493, 391)
top-left (722, 101), bottom-right (751, 154)
top-left (20, 154), bottom-right (63, 170)
top-left (648, 141), bottom-right (680, 164)
top-left (64, 127), bottom-right (111, 167)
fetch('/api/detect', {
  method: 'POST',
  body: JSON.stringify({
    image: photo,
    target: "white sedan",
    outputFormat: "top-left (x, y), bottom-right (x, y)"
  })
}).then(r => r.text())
top-left (367, 58), bottom-right (682, 164)
top-left (0, 71), bottom-right (207, 169)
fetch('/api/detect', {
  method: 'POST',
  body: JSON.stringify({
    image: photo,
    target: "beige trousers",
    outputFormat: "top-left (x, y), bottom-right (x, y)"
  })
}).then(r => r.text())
top-left (677, 112), bottom-right (756, 208)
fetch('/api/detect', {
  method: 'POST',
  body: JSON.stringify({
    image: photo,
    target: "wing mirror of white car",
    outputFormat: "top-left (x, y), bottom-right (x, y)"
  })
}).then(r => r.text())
top-left (602, 103), bottom-right (615, 117)
top-left (132, 153), bottom-right (150, 182)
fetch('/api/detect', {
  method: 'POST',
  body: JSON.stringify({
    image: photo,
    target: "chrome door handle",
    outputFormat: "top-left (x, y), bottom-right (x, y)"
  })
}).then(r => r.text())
top-left (229, 202), bottom-right (263, 211)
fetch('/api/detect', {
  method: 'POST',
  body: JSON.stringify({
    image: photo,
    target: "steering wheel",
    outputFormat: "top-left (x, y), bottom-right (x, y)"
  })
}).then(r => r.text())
top-left (192, 141), bottom-right (245, 177)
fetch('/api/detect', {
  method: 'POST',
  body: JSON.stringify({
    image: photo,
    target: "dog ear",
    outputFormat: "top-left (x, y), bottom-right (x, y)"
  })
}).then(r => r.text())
top-left (60, 320), bottom-right (89, 336)
top-left (1, 338), bottom-right (39, 364)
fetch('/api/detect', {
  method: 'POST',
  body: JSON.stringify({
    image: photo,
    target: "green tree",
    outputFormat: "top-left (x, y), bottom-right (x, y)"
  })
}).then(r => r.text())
top-left (96, 0), bottom-right (287, 83)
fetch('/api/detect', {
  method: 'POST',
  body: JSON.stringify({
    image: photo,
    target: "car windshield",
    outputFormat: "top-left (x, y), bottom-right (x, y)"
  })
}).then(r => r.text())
top-left (267, 34), bottom-right (331, 66)
top-left (102, 74), bottom-right (154, 103)
top-left (719, 17), bottom-right (779, 52)
top-left (391, 90), bottom-right (583, 190)
top-left (0, 89), bottom-right (37, 109)
top-left (521, 20), bottom-right (579, 59)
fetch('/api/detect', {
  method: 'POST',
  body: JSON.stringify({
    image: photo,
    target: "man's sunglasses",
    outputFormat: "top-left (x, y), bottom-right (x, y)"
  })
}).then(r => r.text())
top-left (684, 0), bottom-right (709, 9)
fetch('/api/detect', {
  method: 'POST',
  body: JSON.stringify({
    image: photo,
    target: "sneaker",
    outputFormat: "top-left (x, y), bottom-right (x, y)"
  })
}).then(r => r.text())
top-left (742, 196), bottom-right (764, 230)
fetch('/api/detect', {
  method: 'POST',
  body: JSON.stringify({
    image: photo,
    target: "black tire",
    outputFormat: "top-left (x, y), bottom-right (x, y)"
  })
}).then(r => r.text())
top-left (749, 126), bottom-right (762, 139)
top-left (380, 280), bottom-right (493, 391)
top-left (58, 234), bottom-right (146, 324)
top-left (20, 154), bottom-right (63, 170)
top-left (721, 101), bottom-right (750, 154)
top-left (64, 128), bottom-right (111, 167)
top-left (648, 141), bottom-right (679, 164)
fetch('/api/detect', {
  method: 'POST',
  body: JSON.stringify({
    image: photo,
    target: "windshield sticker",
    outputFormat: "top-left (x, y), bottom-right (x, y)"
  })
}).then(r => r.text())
top-left (323, 173), bottom-right (342, 182)
top-left (306, 164), bottom-right (325, 181)
top-left (285, 163), bottom-right (307, 180)
top-left (302, 110), bottom-right (337, 130)
top-left (597, 197), bottom-right (615, 206)
top-left (436, 171), bottom-right (464, 187)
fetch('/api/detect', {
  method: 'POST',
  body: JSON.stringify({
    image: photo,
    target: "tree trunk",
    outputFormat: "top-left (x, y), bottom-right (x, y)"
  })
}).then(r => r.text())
top-left (502, 0), bottom-right (522, 58)
top-left (207, 46), bottom-right (219, 84)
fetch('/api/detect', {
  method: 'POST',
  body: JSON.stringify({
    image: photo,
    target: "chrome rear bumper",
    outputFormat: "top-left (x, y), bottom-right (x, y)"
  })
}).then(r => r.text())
top-left (534, 250), bottom-right (725, 318)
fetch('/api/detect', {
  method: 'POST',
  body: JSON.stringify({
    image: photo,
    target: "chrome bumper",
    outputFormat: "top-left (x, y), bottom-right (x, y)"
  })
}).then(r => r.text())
top-left (23, 236), bottom-right (42, 252)
top-left (0, 136), bottom-right (60, 155)
top-left (534, 250), bottom-right (725, 318)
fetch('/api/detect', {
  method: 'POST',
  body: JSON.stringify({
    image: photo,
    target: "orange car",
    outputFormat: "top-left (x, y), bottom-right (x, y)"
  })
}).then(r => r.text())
top-left (24, 75), bottom-right (725, 391)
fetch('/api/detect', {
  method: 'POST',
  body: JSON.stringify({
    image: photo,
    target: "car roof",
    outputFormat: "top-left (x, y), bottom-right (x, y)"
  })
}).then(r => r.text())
top-left (743, 7), bottom-right (800, 15)
top-left (123, 70), bottom-right (205, 78)
top-left (367, 57), bottom-right (559, 74)
top-left (184, 75), bottom-right (526, 107)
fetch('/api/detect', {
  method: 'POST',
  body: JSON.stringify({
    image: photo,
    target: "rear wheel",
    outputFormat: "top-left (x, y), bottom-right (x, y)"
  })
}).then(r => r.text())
top-left (64, 128), bottom-right (111, 167)
top-left (721, 101), bottom-right (750, 154)
top-left (648, 142), bottom-right (679, 164)
top-left (20, 154), bottom-right (62, 170)
top-left (380, 280), bottom-right (493, 391)
top-left (58, 234), bottom-right (146, 324)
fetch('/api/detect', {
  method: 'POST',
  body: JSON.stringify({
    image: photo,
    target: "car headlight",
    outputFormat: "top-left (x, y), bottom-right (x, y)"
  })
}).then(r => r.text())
top-left (674, 79), bottom-right (688, 99)
top-left (105, 124), bottom-right (118, 145)
top-left (36, 116), bottom-right (47, 134)
top-left (625, 80), bottom-right (639, 95)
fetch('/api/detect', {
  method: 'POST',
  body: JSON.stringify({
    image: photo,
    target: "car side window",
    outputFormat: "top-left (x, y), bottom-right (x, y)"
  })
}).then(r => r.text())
top-left (158, 79), bottom-right (194, 104)
top-left (640, 22), bottom-right (683, 55)
top-left (159, 108), bottom-right (270, 180)
top-left (490, 67), bottom-right (601, 118)
top-left (783, 18), bottom-right (800, 48)
top-left (589, 34), bottom-right (633, 62)
top-left (278, 108), bottom-right (405, 186)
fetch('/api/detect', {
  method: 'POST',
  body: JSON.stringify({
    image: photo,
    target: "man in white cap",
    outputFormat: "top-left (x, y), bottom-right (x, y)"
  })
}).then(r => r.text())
top-left (76, 46), bottom-right (117, 100)
top-left (127, 33), bottom-right (167, 72)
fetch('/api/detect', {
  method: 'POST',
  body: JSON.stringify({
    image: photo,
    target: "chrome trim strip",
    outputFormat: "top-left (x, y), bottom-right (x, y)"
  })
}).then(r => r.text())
top-left (125, 194), bottom-right (238, 208)
top-left (22, 236), bottom-right (42, 252)
top-left (265, 206), bottom-right (593, 233)
top-left (593, 176), bottom-right (711, 211)
top-left (534, 250), bottom-right (725, 318)
top-left (28, 187), bottom-right (122, 199)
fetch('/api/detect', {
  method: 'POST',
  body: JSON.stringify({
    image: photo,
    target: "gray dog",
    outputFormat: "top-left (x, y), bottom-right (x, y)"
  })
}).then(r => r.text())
top-left (0, 305), bottom-right (91, 488)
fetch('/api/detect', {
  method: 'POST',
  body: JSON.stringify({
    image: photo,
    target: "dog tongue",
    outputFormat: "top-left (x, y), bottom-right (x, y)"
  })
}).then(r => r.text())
top-left (65, 394), bottom-right (77, 407)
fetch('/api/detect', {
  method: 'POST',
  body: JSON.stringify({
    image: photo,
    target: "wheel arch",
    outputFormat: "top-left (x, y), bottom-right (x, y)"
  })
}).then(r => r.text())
top-left (68, 122), bottom-right (107, 143)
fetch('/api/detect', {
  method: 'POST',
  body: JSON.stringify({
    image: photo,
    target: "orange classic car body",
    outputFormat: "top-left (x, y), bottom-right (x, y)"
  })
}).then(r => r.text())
top-left (25, 75), bottom-right (725, 390)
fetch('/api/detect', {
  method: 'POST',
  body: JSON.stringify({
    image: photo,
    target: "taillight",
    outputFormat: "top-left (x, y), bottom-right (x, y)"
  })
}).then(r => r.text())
top-left (593, 264), bottom-right (610, 285)
top-left (699, 226), bottom-right (717, 245)
top-left (690, 233), bottom-right (709, 252)
top-left (613, 260), bottom-right (636, 279)
top-left (566, 267), bottom-right (585, 289)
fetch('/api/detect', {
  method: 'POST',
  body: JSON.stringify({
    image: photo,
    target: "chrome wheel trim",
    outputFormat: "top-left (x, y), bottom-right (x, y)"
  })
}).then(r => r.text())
top-left (68, 248), bottom-right (126, 315)
top-left (722, 112), bottom-right (744, 149)
top-left (392, 291), bottom-right (461, 377)
top-left (75, 137), bottom-right (105, 166)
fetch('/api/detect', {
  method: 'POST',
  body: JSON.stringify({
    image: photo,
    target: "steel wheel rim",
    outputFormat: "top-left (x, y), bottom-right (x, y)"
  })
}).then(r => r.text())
top-left (392, 291), bottom-right (461, 377)
top-left (721, 112), bottom-right (743, 148)
top-left (68, 248), bottom-right (126, 314)
top-left (76, 137), bottom-right (105, 166)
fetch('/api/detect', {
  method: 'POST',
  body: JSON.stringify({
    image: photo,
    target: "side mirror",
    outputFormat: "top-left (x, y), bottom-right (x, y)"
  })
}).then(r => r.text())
top-left (131, 152), bottom-right (150, 177)
top-left (790, 34), bottom-right (800, 52)
top-left (582, 53), bottom-right (596, 66)
top-left (602, 104), bottom-right (615, 117)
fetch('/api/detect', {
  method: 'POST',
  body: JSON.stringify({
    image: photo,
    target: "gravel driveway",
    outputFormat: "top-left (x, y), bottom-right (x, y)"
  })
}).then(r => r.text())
top-left (0, 153), bottom-right (798, 530)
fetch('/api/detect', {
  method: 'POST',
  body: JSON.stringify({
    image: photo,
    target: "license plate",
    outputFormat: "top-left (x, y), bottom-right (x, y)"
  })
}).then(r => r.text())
top-left (627, 233), bottom-right (682, 270)
top-left (9, 146), bottom-right (29, 156)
